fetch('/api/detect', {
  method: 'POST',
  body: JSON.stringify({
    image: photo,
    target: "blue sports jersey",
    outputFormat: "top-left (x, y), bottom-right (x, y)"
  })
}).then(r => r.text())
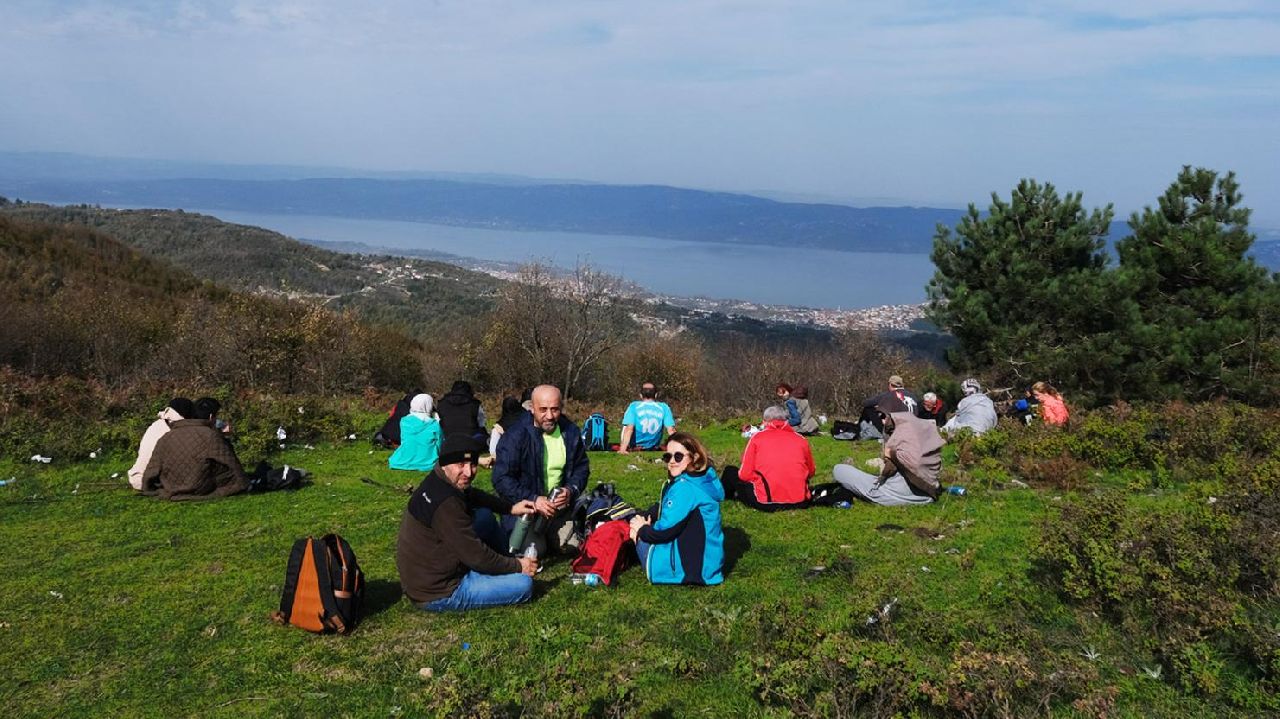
top-left (622, 400), bottom-right (674, 449)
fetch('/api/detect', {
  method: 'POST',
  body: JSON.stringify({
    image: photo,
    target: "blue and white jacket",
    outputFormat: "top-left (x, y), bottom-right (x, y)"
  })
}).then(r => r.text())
top-left (639, 467), bottom-right (725, 585)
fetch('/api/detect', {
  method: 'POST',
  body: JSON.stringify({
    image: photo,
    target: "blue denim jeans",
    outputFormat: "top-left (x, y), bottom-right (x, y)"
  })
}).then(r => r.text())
top-left (635, 539), bottom-right (652, 572)
top-left (472, 508), bottom-right (508, 553)
top-left (419, 570), bottom-right (533, 612)
top-left (418, 508), bottom-right (531, 612)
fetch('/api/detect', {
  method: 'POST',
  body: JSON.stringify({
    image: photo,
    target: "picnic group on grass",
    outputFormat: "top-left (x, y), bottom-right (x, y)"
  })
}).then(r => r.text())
top-left (131, 374), bottom-right (1068, 612)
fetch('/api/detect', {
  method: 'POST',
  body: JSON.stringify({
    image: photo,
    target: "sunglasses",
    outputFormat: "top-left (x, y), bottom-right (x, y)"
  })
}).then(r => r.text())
top-left (661, 451), bottom-right (688, 463)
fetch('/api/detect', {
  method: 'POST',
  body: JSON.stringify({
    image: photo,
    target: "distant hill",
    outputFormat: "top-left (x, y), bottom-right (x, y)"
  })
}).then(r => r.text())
top-left (0, 202), bottom-right (843, 348)
top-left (0, 157), bottom-right (966, 254)
top-left (0, 203), bottom-right (504, 337)
top-left (0, 209), bottom-right (421, 393)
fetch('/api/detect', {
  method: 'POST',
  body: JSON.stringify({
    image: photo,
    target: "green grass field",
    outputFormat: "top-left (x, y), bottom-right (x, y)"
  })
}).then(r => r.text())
top-left (0, 421), bottom-right (1240, 717)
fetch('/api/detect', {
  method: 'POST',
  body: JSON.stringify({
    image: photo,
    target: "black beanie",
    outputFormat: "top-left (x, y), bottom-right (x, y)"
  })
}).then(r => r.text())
top-left (438, 433), bottom-right (488, 466)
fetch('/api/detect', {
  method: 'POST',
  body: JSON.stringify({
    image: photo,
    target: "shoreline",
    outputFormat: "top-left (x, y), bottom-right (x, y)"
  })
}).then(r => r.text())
top-left (305, 238), bottom-right (929, 333)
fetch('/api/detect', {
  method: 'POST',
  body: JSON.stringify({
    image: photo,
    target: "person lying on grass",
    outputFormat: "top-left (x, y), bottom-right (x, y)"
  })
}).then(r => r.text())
top-left (397, 433), bottom-right (539, 612)
top-left (831, 408), bottom-right (943, 506)
top-left (628, 432), bottom-right (726, 585)
top-left (721, 405), bottom-right (815, 511)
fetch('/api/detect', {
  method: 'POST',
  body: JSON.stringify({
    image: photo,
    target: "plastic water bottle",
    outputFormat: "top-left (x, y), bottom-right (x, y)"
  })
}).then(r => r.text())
top-left (947, 485), bottom-right (967, 496)
top-left (835, 500), bottom-right (852, 509)
top-left (509, 515), bottom-right (534, 554)
top-left (570, 573), bottom-right (603, 587)
top-left (522, 543), bottom-right (539, 561)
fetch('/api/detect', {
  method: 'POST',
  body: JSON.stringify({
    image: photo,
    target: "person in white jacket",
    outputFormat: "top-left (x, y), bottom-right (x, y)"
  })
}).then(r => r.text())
top-left (942, 379), bottom-right (998, 436)
top-left (127, 398), bottom-right (193, 490)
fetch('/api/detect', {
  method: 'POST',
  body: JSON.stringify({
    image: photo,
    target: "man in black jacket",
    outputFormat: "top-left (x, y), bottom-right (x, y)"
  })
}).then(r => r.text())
top-left (860, 374), bottom-right (921, 434)
top-left (397, 434), bottom-right (538, 611)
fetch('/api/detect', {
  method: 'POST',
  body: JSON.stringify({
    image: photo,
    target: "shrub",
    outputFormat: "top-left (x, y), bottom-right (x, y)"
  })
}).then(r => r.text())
top-left (1034, 488), bottom-right (1280, 706)
top-left (954, 402), bottom-right (1280, 492)
top-left (735, 597), bottom-right (1109, 718)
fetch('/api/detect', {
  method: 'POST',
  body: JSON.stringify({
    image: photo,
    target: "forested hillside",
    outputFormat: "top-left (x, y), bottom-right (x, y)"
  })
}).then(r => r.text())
top-left (0, 212), bottom-right (420, 394)
top-left (1, 203), bottom-right (503, 337)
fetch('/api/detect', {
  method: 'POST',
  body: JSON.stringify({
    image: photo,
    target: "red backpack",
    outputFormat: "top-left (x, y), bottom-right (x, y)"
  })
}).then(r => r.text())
top-left (570, 520), bottom-right (633, 585)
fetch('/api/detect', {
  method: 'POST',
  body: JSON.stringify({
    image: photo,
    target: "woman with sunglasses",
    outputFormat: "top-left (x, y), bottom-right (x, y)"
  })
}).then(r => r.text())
top-left (628, 432), bottom-right (726, 585)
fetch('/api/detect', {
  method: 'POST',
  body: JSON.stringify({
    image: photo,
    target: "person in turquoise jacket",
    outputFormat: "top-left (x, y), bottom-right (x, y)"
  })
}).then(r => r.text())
top-left (629, 431), bottom-right (725, 585)
top-left (390, 394), bottom-right (442, 471)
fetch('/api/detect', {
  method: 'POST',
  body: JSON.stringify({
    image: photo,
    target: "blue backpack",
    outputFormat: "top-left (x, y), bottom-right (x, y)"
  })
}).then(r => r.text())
top-left (582, 412), bottom-right (609, 451)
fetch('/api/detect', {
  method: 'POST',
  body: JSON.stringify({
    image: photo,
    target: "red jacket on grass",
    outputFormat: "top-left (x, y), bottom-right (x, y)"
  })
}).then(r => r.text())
top-left (739, 419), bottom-right (815, 505)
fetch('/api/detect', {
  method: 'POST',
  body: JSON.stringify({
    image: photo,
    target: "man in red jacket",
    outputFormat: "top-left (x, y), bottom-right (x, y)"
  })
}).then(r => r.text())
top-left (721, 406), bottom-right (815, 511)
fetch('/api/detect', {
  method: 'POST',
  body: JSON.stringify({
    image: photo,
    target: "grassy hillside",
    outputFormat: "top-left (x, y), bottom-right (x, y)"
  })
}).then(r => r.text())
top-left (0, 203), bottom-right (503, 337)
top-left (0, 212), bottom-right (420, 407)
top-left (0, 418), bottom-right (1263, 718)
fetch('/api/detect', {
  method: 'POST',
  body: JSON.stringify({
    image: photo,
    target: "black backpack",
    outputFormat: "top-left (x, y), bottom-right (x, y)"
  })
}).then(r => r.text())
top-left (271, 534), bottom-right (364, 634)
top-left (572, 482), bottom-right (636, 538)
top-left (582, 413), bottom-right (609, 451)
top-left (248, 463), bottom-right (307, 493)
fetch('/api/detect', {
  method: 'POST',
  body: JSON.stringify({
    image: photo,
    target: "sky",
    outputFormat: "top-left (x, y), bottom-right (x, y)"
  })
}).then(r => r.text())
top-left (2, 1), bottom-right (1278, 223)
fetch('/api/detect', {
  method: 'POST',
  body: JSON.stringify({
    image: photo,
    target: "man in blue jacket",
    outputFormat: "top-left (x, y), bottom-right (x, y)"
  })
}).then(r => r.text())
top-left (492, 384), bottom-right (590, 555)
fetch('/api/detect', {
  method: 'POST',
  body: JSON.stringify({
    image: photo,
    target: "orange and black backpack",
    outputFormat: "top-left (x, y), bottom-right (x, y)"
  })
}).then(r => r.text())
top-left (271, 534), bottom-right (364, 634)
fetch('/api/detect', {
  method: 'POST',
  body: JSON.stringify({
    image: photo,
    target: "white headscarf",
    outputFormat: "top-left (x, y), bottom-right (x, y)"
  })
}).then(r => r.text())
top-left (409, 393), bottom-right (435, 421)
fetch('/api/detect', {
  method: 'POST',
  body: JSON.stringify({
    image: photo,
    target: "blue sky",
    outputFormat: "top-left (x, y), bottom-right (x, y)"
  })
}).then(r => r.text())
top-left (2, 0), bottom-right (1278, 223)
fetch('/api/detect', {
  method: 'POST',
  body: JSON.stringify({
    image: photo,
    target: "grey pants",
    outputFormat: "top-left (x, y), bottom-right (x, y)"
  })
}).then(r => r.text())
top-left (832, 464), bottom-right (934, 506)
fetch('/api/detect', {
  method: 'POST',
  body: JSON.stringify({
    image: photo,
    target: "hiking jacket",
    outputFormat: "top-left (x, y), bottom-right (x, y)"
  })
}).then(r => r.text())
top-left (389, 415), bottom-right (442, 471)
top-left (738, 419), bottom-right (814, 505)
top-left (128, 406), bottom-right (184, 490)
top-left (885, 411), bottom-right (943, 498)
top-left (638, 467), bottom-right (725, 585)
top-left (862, 389), bottom-right (921, 430)
top-left (140, 419), bottom-right (248, 500)
top-left (492, 414), bottom-right (590, 504)
top-left (437, 390), bottom-right (485, 439)
top-left (919, 400), bottom-right (947, 427)
top-left (787, 397), bottom-right (820, 434)
top-left (943, 394), bottom-right (998, 435)
top-left (1036, 393), bottom-right (1070, 426)
top-left (396, 468), bottom-right (519, 603)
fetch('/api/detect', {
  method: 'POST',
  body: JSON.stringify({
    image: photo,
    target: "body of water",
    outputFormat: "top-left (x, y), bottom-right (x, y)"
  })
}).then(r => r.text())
top-left (170, 207), bottom-right (937, 309)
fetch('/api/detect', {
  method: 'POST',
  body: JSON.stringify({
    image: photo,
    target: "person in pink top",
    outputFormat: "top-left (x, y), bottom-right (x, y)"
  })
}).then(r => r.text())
top-left (1032, 381), bottom-right (1070, 426)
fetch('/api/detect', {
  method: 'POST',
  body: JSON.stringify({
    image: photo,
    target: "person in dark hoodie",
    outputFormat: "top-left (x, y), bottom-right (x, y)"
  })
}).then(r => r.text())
top-left (437, 380), bottom-right (487, 441)
top-left (628, 431), bottom-right (726, 585)
top-left (141, 397), bottom-right (248, 501)
top-left (373, 389), bottom-right (421, 448)
top-left (397, 434), bottom-right (539, 611)
top-left (488, 396), bottom-right (527, 457)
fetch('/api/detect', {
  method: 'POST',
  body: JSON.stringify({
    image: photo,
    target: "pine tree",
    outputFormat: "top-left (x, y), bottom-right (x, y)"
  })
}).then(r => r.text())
top-left (1116, 167), bottom-right (1280, 401)
top-left (927, 179), bottom-right (1132, 400)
